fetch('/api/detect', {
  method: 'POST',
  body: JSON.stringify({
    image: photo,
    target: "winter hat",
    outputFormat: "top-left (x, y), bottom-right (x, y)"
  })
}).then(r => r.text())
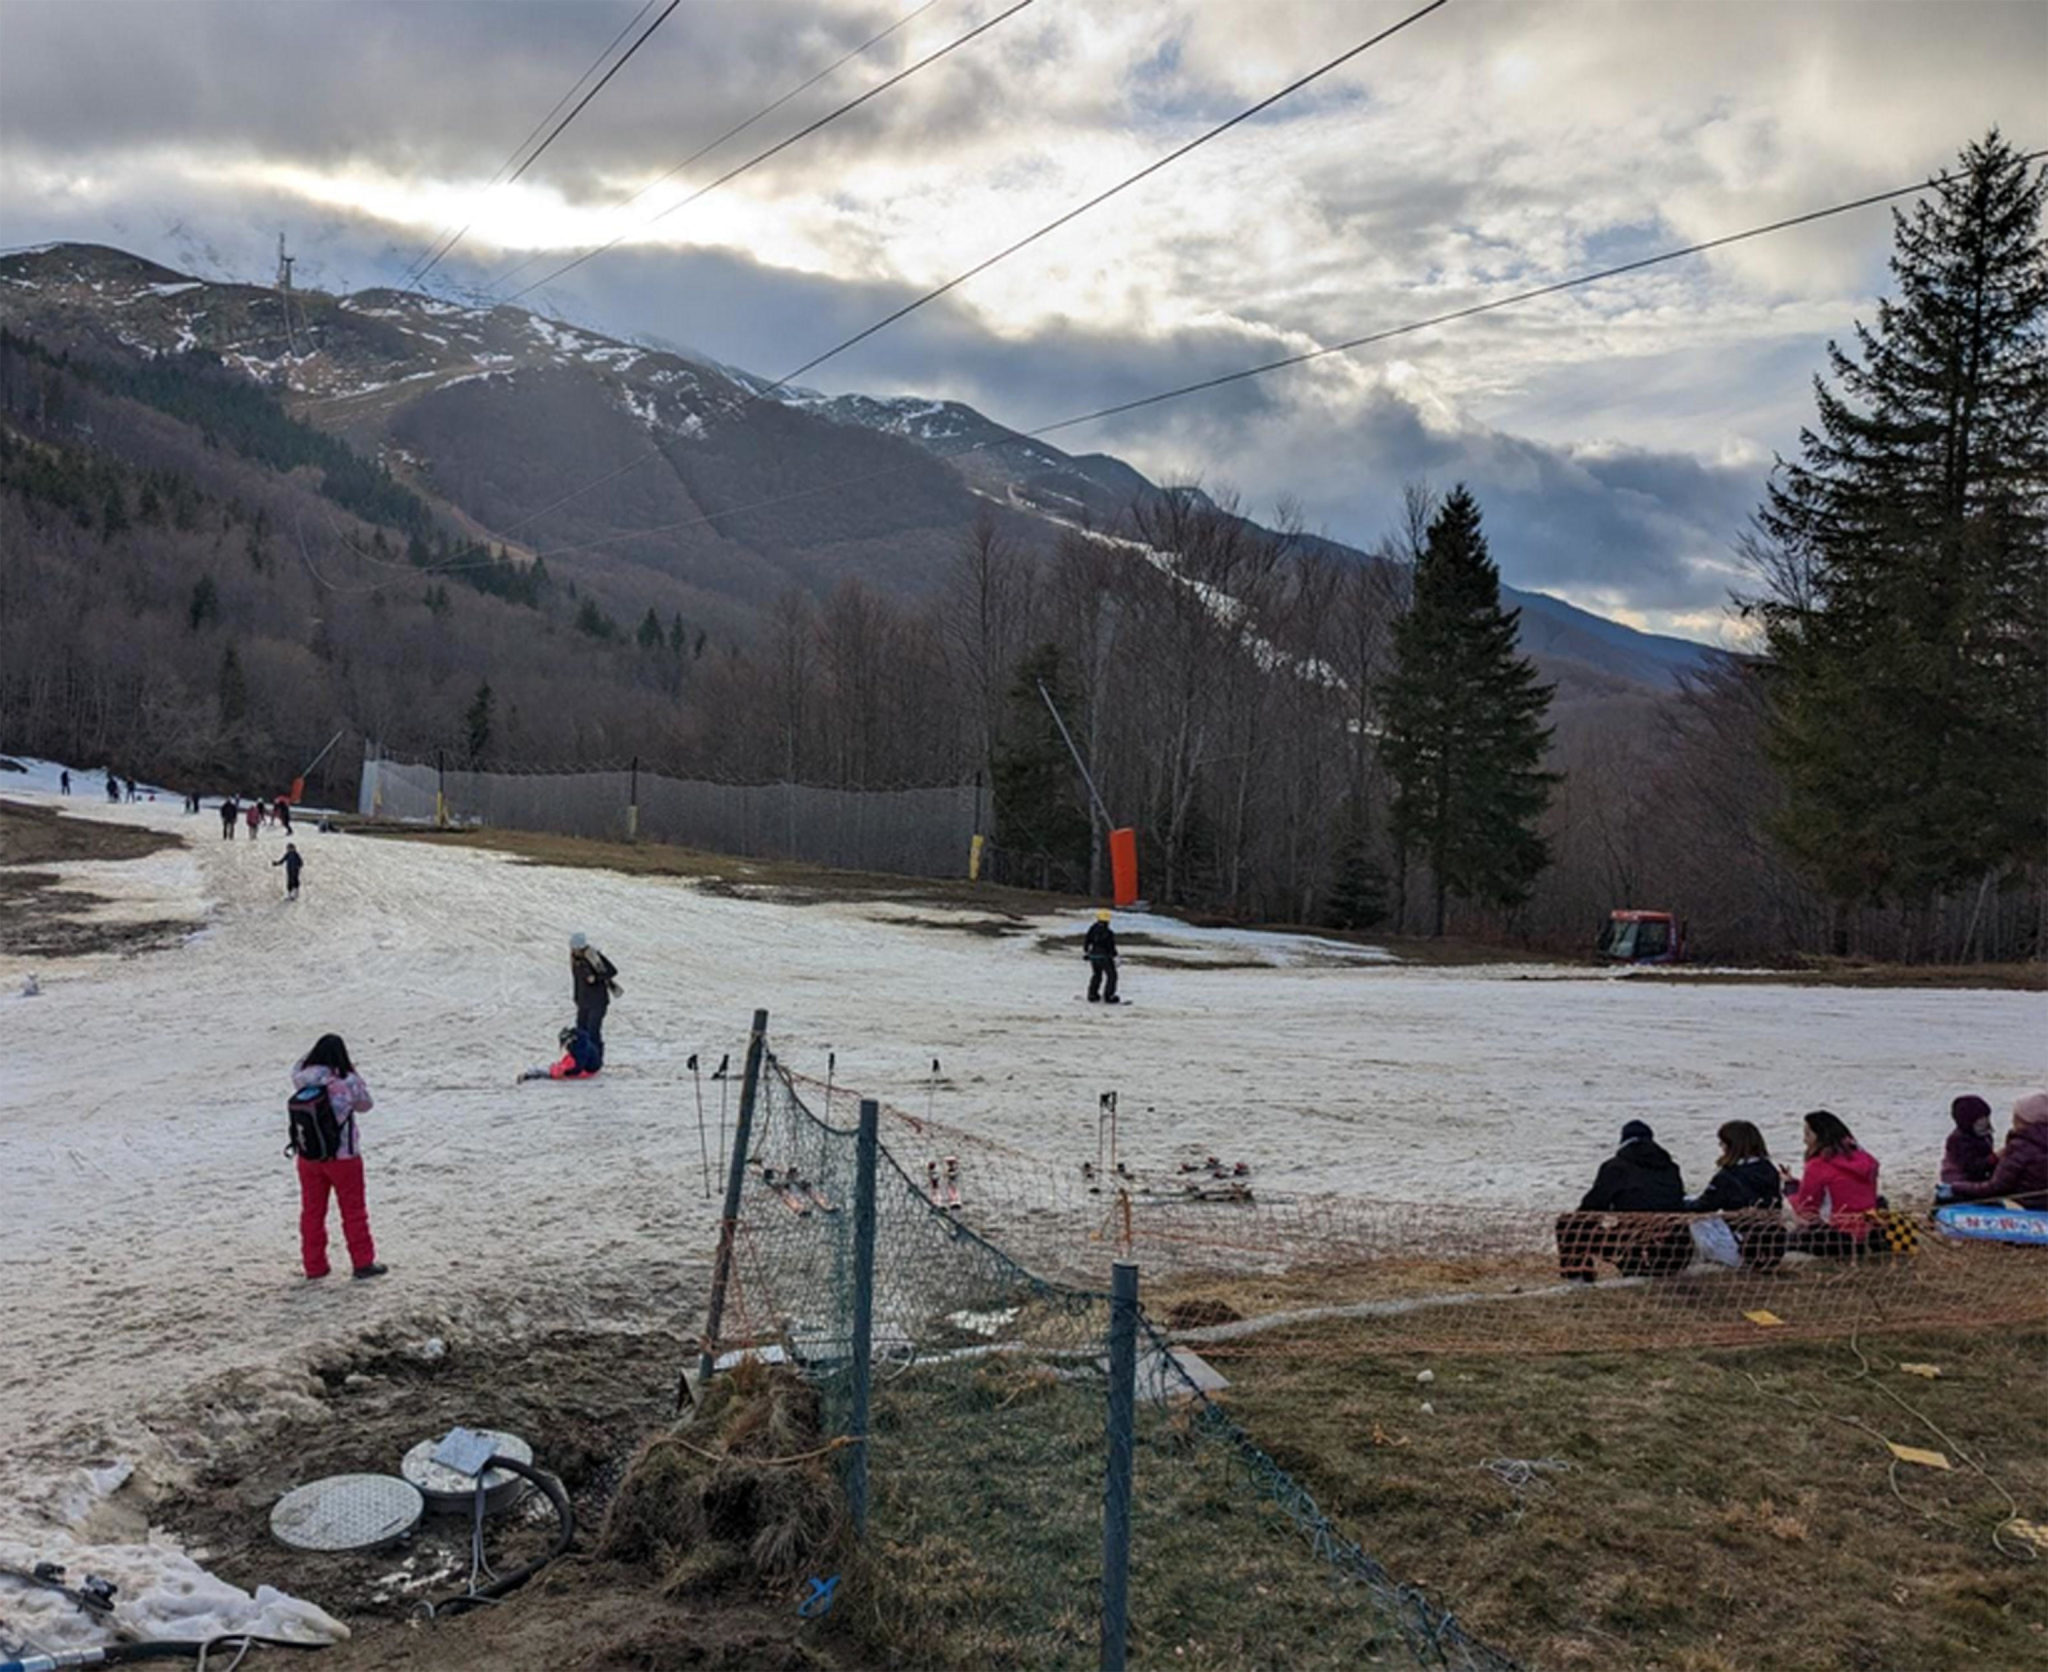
top-left (1096, 910), bottom-right (1112, 922)
top-left (1619, 1119), bottom-right (1654, 1145)
top-left (570, 932), bottom-right (589, 951)
top-left (1950, 1094), bottom-right (1992, 1131)
top-left (2013, 1092), bottom-right (2048, 1128)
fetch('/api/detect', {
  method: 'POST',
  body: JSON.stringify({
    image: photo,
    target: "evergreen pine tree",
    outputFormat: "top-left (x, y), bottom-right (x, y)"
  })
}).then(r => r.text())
top-left (637, 607), bottom-right (664, 650)
top-left (1378, 485), bottom-right (1558, 935)
top-left (991, 644), bottom-right (1094, 884)
top-left (1322, 798), bottom-right (1389, 930)
top-left (1746, 132), bottom-right (2048, 905)
top-left (465, 681), bottom-right (494, 768)
top-left (217, 643), bottom-right (248, 728)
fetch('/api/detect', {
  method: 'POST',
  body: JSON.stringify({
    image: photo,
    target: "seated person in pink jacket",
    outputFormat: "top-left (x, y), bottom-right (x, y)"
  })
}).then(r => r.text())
top-left (1940, 1091), bottom-right (2048, 1207)
top-left (1780, 1109), bottom-right (1881, 1255)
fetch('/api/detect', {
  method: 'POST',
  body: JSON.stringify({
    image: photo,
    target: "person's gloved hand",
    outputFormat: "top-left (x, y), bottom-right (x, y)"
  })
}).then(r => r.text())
top-left (1933, 1183), bottom-right (1956, 1203)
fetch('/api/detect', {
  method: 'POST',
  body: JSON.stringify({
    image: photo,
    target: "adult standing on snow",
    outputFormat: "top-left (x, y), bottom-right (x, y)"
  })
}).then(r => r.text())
top-left (220, 796), bottom-right (239, 839)
top-left (59, 770), bottom-right (70, 795)
top-left (245, 799), bottom-right (263, 838)
top-left (1084, 910), bottom-right (1120, 1004)
top-left (275, 794), bottom-right (293, 835)
top-left (290, 1034), bottom-right (386, 1281)
top-left (274, 842), bottom-right (304, 899)
top-left (570, 933), bottom-right (621, 1047)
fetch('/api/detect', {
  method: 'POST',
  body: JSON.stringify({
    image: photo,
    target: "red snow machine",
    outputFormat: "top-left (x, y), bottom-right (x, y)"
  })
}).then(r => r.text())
top-left (1597, 909), bottom-right (1685, 964)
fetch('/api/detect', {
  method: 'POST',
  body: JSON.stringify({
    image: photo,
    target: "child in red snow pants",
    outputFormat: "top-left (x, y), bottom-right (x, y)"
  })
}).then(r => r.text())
top-left (298, 1156), bottom-right (376, 1277)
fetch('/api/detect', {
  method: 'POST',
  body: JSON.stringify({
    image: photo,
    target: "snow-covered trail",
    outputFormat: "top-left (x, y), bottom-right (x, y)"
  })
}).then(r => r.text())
top-left (3, 787), bottom-right (2045, 1523)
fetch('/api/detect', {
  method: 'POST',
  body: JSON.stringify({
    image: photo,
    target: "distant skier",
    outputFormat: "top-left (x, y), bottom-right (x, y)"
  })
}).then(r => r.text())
top-left (105, 772), bottom-right (120, 803)
top-left (125, 777), bottom-right (137, 803)
top-left (59, 770), bottom-right (70, 795)
top-left (1084, 910), bottom-right (1120, 1004)
top-left (221, 797), bottom-right (238, 838)
top-left (245, 799), bottom-right (263, 838)
top-left (569, 932), bottom-right (621, 1047)
top-left (275, 794), bottom-right (293, 835)
top-left (274, 842), bottom-right (304, 899)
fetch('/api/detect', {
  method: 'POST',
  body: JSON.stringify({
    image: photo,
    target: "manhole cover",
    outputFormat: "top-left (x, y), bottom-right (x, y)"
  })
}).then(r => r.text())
top-left (400, 1429), bottom-right (533, 1515)
top-left (271, 1474), bottom-right (423, 1553)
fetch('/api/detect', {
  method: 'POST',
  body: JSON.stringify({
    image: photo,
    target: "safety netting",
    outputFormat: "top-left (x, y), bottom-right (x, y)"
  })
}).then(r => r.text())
top-left (712, 1059), bottom-right (1524, 1671)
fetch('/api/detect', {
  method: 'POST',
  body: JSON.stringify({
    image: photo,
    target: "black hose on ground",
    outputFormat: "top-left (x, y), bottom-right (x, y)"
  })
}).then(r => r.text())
top-left (422, 1454), bottom-right (576, 1619)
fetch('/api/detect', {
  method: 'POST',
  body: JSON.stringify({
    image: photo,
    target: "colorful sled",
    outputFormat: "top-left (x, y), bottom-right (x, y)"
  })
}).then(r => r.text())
top-left (1933, 1203), bottom-right (2048, 1246)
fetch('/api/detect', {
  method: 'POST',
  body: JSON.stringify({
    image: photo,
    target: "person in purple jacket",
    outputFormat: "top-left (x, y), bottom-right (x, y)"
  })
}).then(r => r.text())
top-left (1940, 1095), bottom-right (1997, 1186)
top-left (1941, 1092), bottom-right (2048, 1207)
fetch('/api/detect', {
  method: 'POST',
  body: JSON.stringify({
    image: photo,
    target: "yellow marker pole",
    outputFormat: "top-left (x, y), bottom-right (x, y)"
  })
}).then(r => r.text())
top-left (969, 833), bottom-right (985, 881)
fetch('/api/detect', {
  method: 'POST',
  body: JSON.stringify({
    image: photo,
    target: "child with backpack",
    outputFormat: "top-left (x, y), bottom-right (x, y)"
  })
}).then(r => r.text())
top-left (288, 1034), bottom-right (386, 1280)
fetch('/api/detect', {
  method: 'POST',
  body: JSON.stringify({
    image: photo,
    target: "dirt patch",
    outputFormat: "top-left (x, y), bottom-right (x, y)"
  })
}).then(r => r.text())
top-left (0, 798), bottom-right (198, 957)
top-left (153, 1319), bottom-right (876, 1671)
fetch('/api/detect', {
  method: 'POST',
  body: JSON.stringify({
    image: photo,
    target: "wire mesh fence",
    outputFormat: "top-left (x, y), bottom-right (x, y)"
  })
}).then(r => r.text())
top-left (358, 751), bottom-right (980, 878)
top-left (713, 1055), bottom-right (1525, 1671)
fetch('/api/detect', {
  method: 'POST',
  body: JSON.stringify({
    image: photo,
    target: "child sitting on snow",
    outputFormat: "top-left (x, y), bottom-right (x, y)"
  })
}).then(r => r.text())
top-left (521, 1026), bottom-right (604, 1082)
top-left (1941, 1094), bottom-right (1997, 1186)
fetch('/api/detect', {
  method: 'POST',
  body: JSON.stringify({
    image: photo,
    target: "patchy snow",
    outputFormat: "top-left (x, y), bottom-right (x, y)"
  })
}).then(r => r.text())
top-left (1, 767), bottom-right (2042, 1637)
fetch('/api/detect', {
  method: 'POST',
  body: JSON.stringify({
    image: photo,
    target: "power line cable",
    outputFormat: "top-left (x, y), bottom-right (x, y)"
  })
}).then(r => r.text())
top-left (409, 0), bottom-right (683, 296)
top-left (484, 0), bottom-right (950, 297)
top-left (501, 0), bottom-right (1034, 306)
top-left (493, 0), bottom-right (1438, 533)
top-left (758, 0), bottom-right (1452, 398)
top-left (509, 152), bottom-right (2043, 562)
top-left (400, 0), bottom-right (661, 292)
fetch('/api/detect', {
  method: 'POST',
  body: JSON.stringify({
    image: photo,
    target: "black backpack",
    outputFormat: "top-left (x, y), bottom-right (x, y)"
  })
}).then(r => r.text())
top-left (286, 1082), bottom-right (351, 1161)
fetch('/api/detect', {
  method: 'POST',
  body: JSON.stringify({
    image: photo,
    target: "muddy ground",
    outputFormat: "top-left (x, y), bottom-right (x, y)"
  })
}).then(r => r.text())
top-left (157, 1318), bottom-right (871, 1670)
top-left (0, 799), bottom-right (200, 957)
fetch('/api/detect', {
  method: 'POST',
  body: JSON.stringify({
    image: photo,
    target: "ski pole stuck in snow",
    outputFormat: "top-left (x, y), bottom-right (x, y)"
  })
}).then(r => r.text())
top-left (926, 1056), bottom-right (940, 1126)
top-left (688, 1053), bottom-right (709, 1198)
top-left (710, 1052), bottom-right (731, 1178)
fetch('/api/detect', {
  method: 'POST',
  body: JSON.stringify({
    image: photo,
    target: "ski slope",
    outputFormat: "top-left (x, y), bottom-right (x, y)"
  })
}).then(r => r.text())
top-left (1, 779), bottom-right (2042, 1638)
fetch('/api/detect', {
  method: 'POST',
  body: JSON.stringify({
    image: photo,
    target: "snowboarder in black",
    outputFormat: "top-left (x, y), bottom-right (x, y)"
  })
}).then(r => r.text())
top-left (570, 933), bottom-right (621, 1046)
top-left (1084, 910), bottom-right (1120, 1004)
top-left (220, 796), bottom-right (239, 839)
top-left (274, 842), bottom-right (304, 898)
top-left (59, 770), bottom-right (71, 795)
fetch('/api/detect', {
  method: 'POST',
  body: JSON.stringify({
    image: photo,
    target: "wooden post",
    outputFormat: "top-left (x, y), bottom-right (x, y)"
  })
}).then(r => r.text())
top-left (698, 1009), bottom-right (768, 1387)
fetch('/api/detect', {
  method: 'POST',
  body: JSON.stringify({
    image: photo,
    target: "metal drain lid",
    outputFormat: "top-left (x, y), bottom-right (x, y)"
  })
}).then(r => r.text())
top-left (270, 1474), bottom-right (423, 1553)
top-left (400, 1429), bottom-right (533, 1515)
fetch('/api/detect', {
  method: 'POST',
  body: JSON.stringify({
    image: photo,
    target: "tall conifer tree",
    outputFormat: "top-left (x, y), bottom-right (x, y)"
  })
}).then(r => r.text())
top-left (1747, 132), bottom-right (2048, 906)
top-left (1379, 486), bottom-right (1558, 935)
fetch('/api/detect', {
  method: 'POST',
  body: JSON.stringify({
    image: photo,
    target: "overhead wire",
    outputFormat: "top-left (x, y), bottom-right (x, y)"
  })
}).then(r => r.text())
top-left (400, 0), bottom-right (661, 292)
top-left (500, 0), bottom-right (1036, 306)
top-left (484, 0), bottom-right (951, 297)
top-left (492, 0), bottom-right (1443, 535)
top-left (510, 152), bottom-right (2045, 562)
top-left (408, 0), bottom-right (683, 297)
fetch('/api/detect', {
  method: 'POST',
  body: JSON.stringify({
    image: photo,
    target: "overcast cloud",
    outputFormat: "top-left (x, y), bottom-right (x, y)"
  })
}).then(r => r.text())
top-left (2, 0), bottom-right (2042, 639)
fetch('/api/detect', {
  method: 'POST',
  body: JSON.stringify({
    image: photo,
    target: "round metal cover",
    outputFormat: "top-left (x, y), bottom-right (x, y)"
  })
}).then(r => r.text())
top-left (400, 1430), bottom-right (532, 1515)
top-left (271, 1473), bottom-right (423, 1553)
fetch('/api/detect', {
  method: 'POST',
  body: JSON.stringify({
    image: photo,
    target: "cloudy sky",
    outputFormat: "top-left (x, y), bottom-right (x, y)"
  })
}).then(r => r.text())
top-left (2, 0), bottom-right (2042, 639)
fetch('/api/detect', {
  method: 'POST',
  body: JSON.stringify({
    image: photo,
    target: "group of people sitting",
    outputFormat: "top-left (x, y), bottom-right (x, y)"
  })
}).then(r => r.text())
top-left (1557, 1091), bottom-right (2047, 1282)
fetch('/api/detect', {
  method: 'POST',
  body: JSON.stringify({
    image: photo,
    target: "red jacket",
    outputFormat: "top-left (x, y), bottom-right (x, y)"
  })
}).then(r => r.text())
top-left (1785, 1144), bottom-right (1881, 1238)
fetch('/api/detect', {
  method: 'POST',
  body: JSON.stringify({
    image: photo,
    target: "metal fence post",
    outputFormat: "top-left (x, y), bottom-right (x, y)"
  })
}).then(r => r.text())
top-left (847, 1097), bottom-right (880, 1536)
top-left (697, 1009), bottom-right (768, 1388)
top-left (1102, 1259), bottom-right (1139, 1672)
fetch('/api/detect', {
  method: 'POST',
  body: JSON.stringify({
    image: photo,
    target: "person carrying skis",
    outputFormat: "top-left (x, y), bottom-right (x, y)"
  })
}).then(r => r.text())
top-left (275, 794), bottom-right (294, 835)
top-left (220, 796), bottom-right (239, 839)
top-left (569, 933), bottom-right (621, 1046)
top-left (274, 842), bottom-right (305, 899)
top-left (289, 1033), bottom-right (386, 1281)
top-left (1084, 910), bottom-right (1120, 1004)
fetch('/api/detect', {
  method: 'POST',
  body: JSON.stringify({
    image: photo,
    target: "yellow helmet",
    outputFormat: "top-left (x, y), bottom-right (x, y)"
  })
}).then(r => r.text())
top-left (1096, 909), bottom-right (1112, 922)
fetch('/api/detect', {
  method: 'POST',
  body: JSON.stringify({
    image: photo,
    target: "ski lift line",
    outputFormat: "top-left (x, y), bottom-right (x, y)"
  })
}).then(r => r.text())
top-left (408, 0), bottom-right (684, 298)
top-left (500, 0), bottom-right (1035, 308)
top-left (483, 0), bottom-right (952, 297)
top-left (400, 0), bottom-right (663, 291)
top-left (493, 0), bottom-right (1434, 533)
top-left (757, 0), bottom-right (1455, 400)
top-left (523, 150), bottom-right (2045, 562)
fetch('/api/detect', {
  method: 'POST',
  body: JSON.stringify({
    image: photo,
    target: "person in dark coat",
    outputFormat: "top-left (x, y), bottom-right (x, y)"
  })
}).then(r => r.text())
top-left (59, 770), bottom-right (70, 795)
top-left (569, 933), bottom-right (620, 1046)
top-left (1941, 1095), bottom-right (1997, 1186)
top-left (275, 794), bottom-right (294, 835)
top-left (273, 842), bottom-right (304, 899)
top-left (1686, 1119), bottom-right (1786, 1270)
top-left (1556, 1120), bottom-right (1689, 1281)
top-left (1084, 910), bottom-right (1120, 1003)
top-left (220, 796), bottom-right (239, 839)
top-left (1940, 1092), bottom-right (2048, 1207)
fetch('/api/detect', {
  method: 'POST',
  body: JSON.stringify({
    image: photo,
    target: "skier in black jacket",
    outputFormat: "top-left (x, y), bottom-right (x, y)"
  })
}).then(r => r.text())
top-left (1083, 911), bottom-right (1120, 1004)
top-left (1557, 1120), bottom-right (1689, 1280)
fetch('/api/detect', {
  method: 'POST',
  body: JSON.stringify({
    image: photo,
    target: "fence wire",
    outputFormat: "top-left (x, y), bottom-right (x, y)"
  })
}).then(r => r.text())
top-left (359, 753), bottom-right (979, 878)
top-left (716, 1058), bottom-right (1522, 1671)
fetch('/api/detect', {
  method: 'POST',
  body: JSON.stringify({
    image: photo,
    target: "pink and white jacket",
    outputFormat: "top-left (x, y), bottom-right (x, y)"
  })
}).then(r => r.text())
top-left (1785, 1143), bottom-right (1881, 1238)
top-left (291, 1065), bottom-right (374, 1161)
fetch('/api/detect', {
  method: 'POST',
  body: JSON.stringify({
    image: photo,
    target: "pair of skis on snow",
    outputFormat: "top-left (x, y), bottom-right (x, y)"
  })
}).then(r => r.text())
top-left (762, 1165), bottom-right (837, 1217)
top-left (926, 1157), bottom-right (963, 1211)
